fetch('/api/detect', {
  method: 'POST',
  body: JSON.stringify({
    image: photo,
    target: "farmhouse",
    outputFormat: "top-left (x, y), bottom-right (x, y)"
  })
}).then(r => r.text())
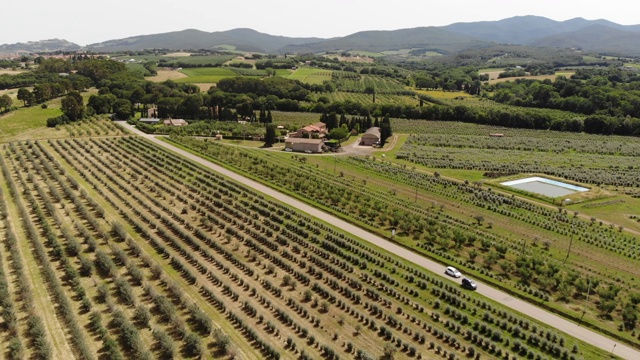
top-left (360, 127), bottom-right (381, 146)
top-left (284, 138), bottom-right (323, 153)
top-left (291, 122), bottom-right (327, 138)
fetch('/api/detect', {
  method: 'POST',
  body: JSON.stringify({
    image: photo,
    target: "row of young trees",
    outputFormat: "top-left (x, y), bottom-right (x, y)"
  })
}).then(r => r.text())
top-left (171, 133), bottom-right (640, 340)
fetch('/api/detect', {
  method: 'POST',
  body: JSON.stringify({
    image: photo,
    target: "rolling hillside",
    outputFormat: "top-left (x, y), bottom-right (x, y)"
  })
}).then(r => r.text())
top-left (278, 27), bottom-right (491, 54)
top-left (531, 25), bottom-right (640, 56)
top-left (443, 15), bottom-right (640, 45)
top-left (86, 28), bottom-right (322, 53)
top-left (3, 16), bottom-right (640, 57)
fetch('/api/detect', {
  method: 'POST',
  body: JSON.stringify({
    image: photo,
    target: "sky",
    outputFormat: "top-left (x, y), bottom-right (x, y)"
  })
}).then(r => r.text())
top-left (2, 0), bottom-right (638, 46)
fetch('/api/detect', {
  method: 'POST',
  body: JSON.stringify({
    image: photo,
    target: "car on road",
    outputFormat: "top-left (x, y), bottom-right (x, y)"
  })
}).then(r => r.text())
top-left (461, 277), bottom-right (477, 290)
top-left (445, 266), bottom-right (461, 278)
top-left (304, 150), bottom-right (312, 154)
top-left (284, 148), bottom-right (293, 152)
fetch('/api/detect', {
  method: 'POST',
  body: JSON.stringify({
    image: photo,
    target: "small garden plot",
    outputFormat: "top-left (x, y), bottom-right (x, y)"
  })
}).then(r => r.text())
top-left (501, 177), bottom-right (589, 198)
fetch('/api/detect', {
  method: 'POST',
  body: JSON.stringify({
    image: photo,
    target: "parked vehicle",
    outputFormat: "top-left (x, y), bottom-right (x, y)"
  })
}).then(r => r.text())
top-left (461, 277), bottom-right (477, 290)
top-left (445, 266), bottom-right (461, 278)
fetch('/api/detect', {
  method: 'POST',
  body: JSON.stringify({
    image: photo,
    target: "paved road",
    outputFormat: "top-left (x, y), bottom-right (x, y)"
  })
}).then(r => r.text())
top-left (118, 122), bottom-right (637, 359)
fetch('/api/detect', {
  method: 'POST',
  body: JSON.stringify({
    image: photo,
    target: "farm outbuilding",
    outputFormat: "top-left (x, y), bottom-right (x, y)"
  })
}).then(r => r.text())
top-left (360, 127), bottom-right (381, 146)
top-left (285, 138), bottom-right (323, 153)
top-left (163, 118), bottom-right (188, 126)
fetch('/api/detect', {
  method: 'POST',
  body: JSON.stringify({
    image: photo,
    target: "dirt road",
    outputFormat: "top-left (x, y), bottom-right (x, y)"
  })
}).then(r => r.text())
top-left (118, 122), bottom-right (637, 359)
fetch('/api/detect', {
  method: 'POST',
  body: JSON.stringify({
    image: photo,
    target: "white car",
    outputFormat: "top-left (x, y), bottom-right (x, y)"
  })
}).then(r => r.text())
top-left (284, 148), bottom-right (293, 152)
top-left (445, 266), bottom-right (462, 278)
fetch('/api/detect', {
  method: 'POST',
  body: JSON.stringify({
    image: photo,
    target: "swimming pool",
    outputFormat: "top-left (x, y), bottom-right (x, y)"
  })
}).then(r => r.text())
top-left (500, 177), bottom-right (589, 197)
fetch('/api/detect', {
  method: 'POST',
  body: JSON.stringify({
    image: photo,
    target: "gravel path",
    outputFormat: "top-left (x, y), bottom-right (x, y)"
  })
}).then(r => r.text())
top-left (118, 122), bottom-right (638, 359)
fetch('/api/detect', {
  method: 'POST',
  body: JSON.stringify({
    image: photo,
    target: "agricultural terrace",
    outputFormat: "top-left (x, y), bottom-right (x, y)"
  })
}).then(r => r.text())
top-left (167, 134), bottom-right (640, 350)
top-left (0, 124), bottom-right (611, 360)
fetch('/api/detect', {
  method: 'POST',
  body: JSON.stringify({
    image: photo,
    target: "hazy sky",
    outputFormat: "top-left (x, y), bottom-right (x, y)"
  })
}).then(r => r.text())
top-left (3, 0), bottom-right (637, 45)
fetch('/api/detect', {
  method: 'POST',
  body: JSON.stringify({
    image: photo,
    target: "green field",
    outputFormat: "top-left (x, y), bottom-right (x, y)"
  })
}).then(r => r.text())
top-left (175, 67), bottom-right (239, 83)
top-left (0, 99), bottom-right (62, 141)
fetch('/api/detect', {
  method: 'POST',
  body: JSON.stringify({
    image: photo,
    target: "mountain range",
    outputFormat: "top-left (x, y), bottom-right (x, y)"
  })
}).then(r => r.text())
top-left (2, 16), bottom-right (640, 57)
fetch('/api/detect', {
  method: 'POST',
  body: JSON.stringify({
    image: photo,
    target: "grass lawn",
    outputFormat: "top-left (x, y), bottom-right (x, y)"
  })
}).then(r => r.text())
top-left (0, 102), bottom-right (61, 141)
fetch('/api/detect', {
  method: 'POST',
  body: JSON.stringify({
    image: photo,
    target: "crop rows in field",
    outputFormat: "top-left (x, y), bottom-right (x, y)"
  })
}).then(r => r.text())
top-left (0, 134), bottom-right (601, 359)
top-left (391, 120), bottom-right (640, 143)
top-left (395, 129), bottom-right (640, 188)
top-left (332, 75), bottom-right (410, 95)
top-left (61, 118), bottom-right (128, 138)
top-left (323, 91), bottom-right (418, 106)
top-left (155, 119), bottom-right (268, 137)
top-left (429, 97), bottom-right (580, 121)
top-left (229, 68), bottom-right (268, 76)
top-left (59, 136), bottom-right (590, 359)
top-left (285, 69), bottom-right (333, 85)
top-left (168, 135), bottom-right (640, 346)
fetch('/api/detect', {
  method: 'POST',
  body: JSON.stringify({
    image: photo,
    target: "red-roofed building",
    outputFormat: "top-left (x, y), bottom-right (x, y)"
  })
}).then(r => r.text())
top-left (290, 122), bottom-right (327, 138)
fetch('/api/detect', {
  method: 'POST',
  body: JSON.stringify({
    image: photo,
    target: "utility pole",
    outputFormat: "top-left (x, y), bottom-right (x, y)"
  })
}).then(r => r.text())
top-left (581, 278), bottom-right (592, 321)
top-left (564, 235), bottom-right (573, 264)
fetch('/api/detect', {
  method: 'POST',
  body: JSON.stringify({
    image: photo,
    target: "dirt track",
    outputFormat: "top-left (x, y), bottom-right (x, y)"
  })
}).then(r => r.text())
top-left (119, 122), bottom-right (638, 359)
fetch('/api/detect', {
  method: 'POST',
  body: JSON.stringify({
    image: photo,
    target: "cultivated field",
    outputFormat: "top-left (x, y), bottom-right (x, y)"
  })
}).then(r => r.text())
top-left (285, 68), bottom-right (333, 85)
top-left (319, 91), bottom-right (418, 106)
top-left (175, 68), bottom-right (240, 84)
top-left (147, 69), bottom-right (189, 82)
top-left (168, 130), bottom-right (640, 351)
top-left (0, 118), bottom-right (615, 359)
top-left (478, 69), bottom-right (576, 84)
